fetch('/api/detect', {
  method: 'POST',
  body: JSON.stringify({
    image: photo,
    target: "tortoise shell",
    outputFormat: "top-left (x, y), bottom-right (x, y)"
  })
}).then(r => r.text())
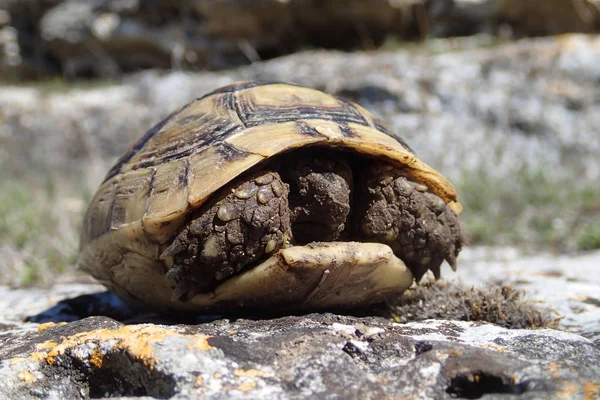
top-left (78, 81), bottom-right (462, 311)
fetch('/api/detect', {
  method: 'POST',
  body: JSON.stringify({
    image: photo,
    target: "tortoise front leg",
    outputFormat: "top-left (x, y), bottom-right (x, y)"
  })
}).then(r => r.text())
top-left (163, 171), bottom-right (291, 300)
top-left (355, 164), bottom-right (463, 281)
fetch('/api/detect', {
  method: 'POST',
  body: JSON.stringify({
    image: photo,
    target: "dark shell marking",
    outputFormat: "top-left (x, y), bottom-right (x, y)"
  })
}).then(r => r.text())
top-left (102, 81), bottom-right (406, 184)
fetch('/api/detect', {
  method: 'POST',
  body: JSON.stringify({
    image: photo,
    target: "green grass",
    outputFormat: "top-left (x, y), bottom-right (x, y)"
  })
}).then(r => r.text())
top-left (458, 167), bottom-right (600, 252)
top-left (380, 34), bottom-right (509, 54)
top-left (0, 179), bottom-right (89, 287)
top-left (577, 226), bottom-right (600, 251)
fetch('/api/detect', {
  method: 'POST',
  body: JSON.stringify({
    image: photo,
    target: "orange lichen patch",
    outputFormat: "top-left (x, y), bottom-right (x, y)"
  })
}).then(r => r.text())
top-left (376, 376), bottom-right (390, 384)
top-left (482, 343), bottom-right (507, 352)
top-left (29, 351), bottom-right (50, 363)
top-left (187, 336), bottom-right (212, 351)
top-left (37, 322), bottom-right (66, 332)
top-left (550, 379), bottom-right (600, 400)
top-left (17, 370), bottom-right (37, 384)
top-left (584, 383), bottom-right (600, 400)
top-left (544, 362), bottom-right (562, 379)
top-left (554, 34), bottom-right (595, 51)
top-left (234, 368), bottom-right (270, 378)
top-left (546, 79), bottom-right (581, 99)
top-left (29, 325), bottom-right (213, 369)
top-left (447, 349), bottom-right (463, 357)
top-left (196, 375), bottom-right (204, 387)
top-left (89, 348), bottom-right (103, 368)
top-left (36, 341), bottom-right (58, 350)
top-left (10, 357), bottom-right (27, 365)
top-left (214, 372), bottom-right (222, 379)
top-left (557, 381), bottom-right (579, 398)
top-left (236, 381), bottom-right (257, 392)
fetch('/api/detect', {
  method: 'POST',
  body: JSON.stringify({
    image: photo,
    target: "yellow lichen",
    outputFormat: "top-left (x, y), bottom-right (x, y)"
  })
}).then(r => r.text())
top-left (30, 351), bottom-right (51, 364)
top-left (558, 381), bottom-right (579, 398)
top-left (482, 343), bottom-right (507, 352)
top-left (17, 370), bottom-right (37, 384)
top-left (236, 381), bottom-right (257, 392)
top-left (89, 348), bottom-right (103, 368)
top-left (584, 383), bottom-right (600, 400)
top-left (544, 361), bottom-right (562, 379)
top-left (10, 357), bottom-right (26, 365)
top-left (29, 325), bottom-right (213, 369)
top-left (187, 336), bottom-right (212, 351)
top-left (234, 368), bottom-right (270, 378)
top-left (36, 341), bottom-right (58, 350)
top-left (37, 322), bottom-right (66, 332)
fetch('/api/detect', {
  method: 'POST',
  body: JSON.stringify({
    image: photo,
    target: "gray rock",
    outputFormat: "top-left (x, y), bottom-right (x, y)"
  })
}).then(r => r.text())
top-left (454, 247), bottom-right (600, 340)
top-left (39, 0), bottom-right (187, 77)
top-left (0, 0), bottom-right (60, 79)
top-left (0, 314), bottom-right (598, 399)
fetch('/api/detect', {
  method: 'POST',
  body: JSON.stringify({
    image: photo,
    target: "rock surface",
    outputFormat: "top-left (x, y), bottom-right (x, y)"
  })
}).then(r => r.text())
top-left (1, 314), bottom-right (599, 399)
top-left (455, 247), bottom-right (600, 340)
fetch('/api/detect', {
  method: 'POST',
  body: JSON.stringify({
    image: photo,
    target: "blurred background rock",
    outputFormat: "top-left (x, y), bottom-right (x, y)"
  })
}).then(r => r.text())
top-left (2, 0), bottom-right (600, 80)
top-left (1, 0), bottom-right (599, 286)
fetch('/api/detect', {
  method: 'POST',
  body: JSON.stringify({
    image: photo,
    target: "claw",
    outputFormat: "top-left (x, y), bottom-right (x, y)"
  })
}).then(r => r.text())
top-left (445, 252), bottom-right (457, 272)
top-left (185, 284), bottom-right (202, 301)
top-left (160, 239), bottom-right (185, 260)
top-left (166, 263), bottom-right (185, 281)
top-left (167, 264), bottom-right (199, 302)
top-left (171, 280), bottom-right (192, 302)
top-left (429, 259), bottom-right (443, 280)
top-left (409, 263), bottom-right (428, 283)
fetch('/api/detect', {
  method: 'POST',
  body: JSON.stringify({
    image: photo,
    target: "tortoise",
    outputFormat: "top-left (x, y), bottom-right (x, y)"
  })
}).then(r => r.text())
top-left (78, 81), bottom-right (463, 312)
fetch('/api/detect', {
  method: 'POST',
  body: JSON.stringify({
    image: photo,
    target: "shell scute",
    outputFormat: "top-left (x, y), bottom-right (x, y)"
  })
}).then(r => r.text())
top-left (143, 158), bottom-right (190, 242)
top-left (110, 169), bottom-right (154, 231)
